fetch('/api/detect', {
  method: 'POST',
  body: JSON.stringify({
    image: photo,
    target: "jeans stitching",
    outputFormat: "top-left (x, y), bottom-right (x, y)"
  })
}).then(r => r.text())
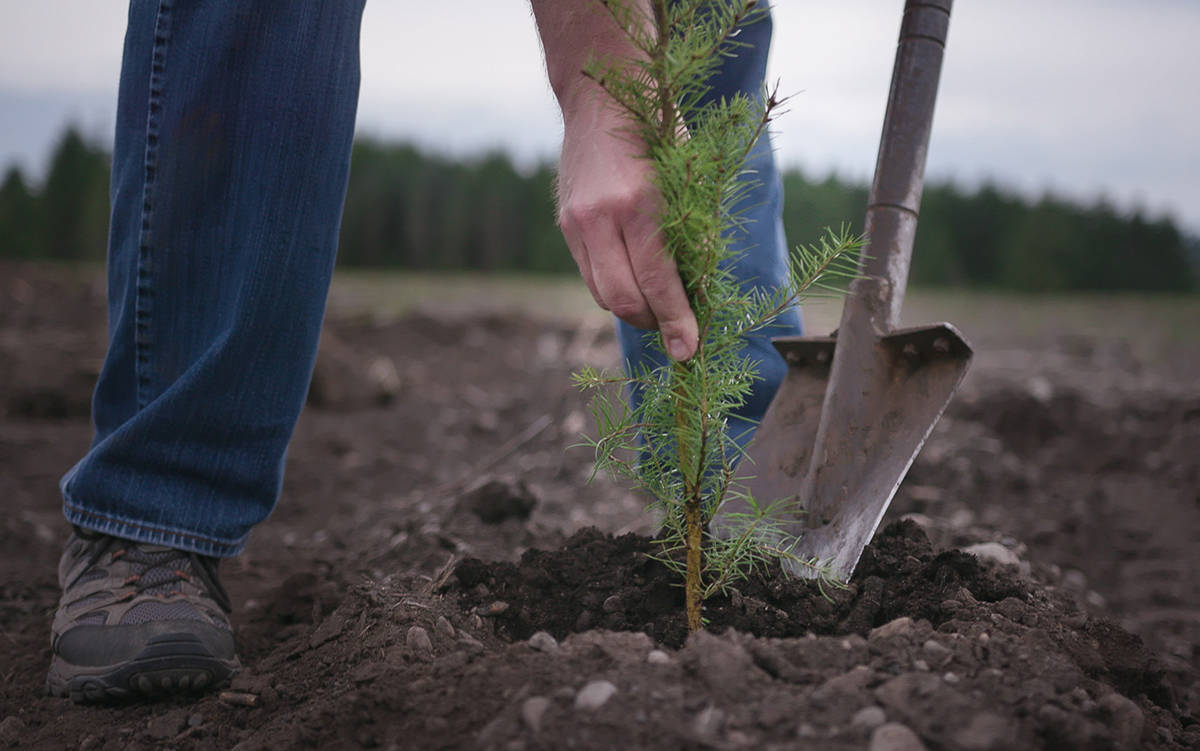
top-left (135, 0), bottom-right (173, 409)
top-left (64, 498), bottom-right (240, 551)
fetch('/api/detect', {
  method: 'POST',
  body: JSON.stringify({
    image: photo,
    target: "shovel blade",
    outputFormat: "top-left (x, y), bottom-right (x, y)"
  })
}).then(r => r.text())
top-left (731, 323), bottom-right (971, 581)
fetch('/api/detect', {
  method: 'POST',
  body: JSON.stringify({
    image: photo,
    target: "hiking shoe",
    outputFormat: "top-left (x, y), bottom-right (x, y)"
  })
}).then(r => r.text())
top-left (47, 527), bottom-right (241, 703)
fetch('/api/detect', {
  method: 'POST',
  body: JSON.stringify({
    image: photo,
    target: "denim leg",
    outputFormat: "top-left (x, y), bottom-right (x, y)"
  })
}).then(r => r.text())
top-left (61, 0), bottom-right (366, 557)
top-left (618, 5), bottom-right (803, 449)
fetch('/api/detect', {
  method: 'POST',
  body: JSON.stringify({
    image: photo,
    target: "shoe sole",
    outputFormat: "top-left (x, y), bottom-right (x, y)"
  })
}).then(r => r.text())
top-left (47, 631), bottom-right (240, 704)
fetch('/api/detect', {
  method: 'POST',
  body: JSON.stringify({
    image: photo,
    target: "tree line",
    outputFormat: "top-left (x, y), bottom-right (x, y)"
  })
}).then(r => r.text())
top-left (3, 126), bottom-right (1196, 293)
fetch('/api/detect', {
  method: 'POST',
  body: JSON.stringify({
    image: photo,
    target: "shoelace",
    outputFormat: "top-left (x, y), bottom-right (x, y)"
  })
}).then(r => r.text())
top-left (73, 528), bottom-right (233, 612)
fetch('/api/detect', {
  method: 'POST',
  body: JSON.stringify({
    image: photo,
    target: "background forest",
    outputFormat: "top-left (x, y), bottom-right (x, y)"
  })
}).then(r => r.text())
top-left (2, 126), bottom-right (1196, 293)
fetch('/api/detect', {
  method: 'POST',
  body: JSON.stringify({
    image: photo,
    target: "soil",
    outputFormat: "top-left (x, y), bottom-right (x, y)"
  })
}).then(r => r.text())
top-left (1, 261), bottom-right (1197, 750)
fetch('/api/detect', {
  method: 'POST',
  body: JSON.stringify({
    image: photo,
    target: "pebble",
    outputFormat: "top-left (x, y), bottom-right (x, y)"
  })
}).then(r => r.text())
top-left (406, 625), bottom-right (434, 657)
top-left (482, 601), bottom-right (510, 616)
top-left (434, 616), bottom-right (455, 639)
top-left (922, 639), bottom-right (952, 663)
top-left (943, 672), bottom-right (960, 685)
top-left (647, 649), bottom-right (671, 665)
top-left (527, 631), bottom-right (558, 652)
top-left (869, 723), bottom-right (928, 751)
top-left (459, 635), bottom-right (485, 653)
top-left (961, 542), bottom-right (1021, 568)
top-left (520, 696), bottom-right (550, 733)
top-left (953, 712), bottom-right (1015, 751)
top-left (814, 665), bottom-right (873, 703)
top-left (913, 659), bottom-right (930, 672)
top-left (869, 616), bottom-right (915, 642)
top-left (682, 631), bottom-right (756, 700)
top-left (1099, 693), bottom-right (1144, 750)
top-left (187, 714), bottom-right (204, 729)
top-left (692, 705), bottom-right (725, 738)
top-left (852, 706), bottom-right (888, 730)
top-left (1062, 569), bottom-right (1088, 592)
top-left (574, 680), bottom-right (617, 711)
top-left (78, 736), bottom-right (102, 751)
top-left (601, 595), bottom-right (622, 613)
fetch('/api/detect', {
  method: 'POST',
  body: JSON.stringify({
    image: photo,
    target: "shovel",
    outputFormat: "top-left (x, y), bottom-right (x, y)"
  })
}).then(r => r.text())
top-left (719, 0), bottom-right (972, 580)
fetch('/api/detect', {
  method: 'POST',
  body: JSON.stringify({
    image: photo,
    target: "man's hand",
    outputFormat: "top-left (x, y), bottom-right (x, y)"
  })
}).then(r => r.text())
top-left (531, 1), bottom-right (699, 361)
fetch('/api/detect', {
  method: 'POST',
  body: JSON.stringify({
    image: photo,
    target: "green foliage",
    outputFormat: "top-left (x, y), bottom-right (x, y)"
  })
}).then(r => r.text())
top-left (0, 167), bottom-right (42, 259)
top-left (41, 128), bottom-right (110, 261)
top-left (1, 125), bottom-right (1196, 294)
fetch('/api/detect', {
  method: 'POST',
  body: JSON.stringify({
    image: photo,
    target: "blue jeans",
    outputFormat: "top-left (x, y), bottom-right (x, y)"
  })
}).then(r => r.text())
top-left (618, 7), bottom-right (802, 448)
top-left (61, 0), bottom-right (366, 557)
top-left (63, 1), bottom-right (794, 557)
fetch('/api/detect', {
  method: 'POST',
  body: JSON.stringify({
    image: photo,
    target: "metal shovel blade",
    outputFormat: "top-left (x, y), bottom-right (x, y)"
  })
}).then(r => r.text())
top-left (714, 0), bottom-right (967, 581)
top-left (732, 301), bottom-right (971, 580)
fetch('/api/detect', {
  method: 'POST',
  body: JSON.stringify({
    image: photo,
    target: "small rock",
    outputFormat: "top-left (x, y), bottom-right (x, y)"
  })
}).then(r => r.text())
top-left (869, 616), bottom-right (915, 642)
top-left (1099, 693), bottom-right (1144, 750)
top-left (870, 722), bottom-right (928, 751)
top-left (1062, 569), bottom-right (1088, 592)
top-left (943, 672), bottom-right (960, 684)
top-left (961, 542), bottom-right (1021, 568)
top-left (796, 723), bottom-right (818, 738)
top-left (527, 631), bottom-right (558, 652)
top-left (482, 601), bottom-right (510, 616)
top-left (913, 659), bottom-right (930, 672)
top-left (814, 665), bottom-right (874, 703)
top-left (647, 650), bottom-right (671, 665)
top-left (435, 616), bottom-right (456, 639)
top-left (682, 631), bottom-right (758, 700)
top-left (0, 717), bottom-right (27, 746)
top-left (922, 639), bottom-right (952, 663)
top-left (692, 705), bottom-right (725, 738)
top-left (953, 712), bottom-right (1016, 751)
top-left (459, 635), bottom-right (485, 653)
top-left (852, 706), bottom-right (888, 730)
top-left (574, 680), bottom-right (617, 711)
top-left (601, 595), bottom-right (622, 613)
top-left (187, 714), bottom-right (204, 729)
top-left (521, 696), bottom-right (551, 733)
top-left (406, 625), bottom-right (434, 658)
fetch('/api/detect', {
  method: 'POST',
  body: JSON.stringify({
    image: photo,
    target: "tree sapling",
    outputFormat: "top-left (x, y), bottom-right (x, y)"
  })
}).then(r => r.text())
top-left (572, 0), bottom-right (862, 631)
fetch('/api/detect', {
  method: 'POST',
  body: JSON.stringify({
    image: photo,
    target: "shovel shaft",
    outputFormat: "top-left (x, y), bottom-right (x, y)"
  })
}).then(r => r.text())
top-left (855, 0), bottom-right (952, 331)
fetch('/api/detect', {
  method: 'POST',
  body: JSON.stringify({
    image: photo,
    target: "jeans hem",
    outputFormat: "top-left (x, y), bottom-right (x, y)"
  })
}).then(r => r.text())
top-left (62, 497), bottom-right (247, 558)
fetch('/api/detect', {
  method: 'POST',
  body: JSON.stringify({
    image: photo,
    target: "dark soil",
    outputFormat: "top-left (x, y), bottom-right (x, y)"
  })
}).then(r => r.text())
top-left (1, 262), bottom-right (1197, 750)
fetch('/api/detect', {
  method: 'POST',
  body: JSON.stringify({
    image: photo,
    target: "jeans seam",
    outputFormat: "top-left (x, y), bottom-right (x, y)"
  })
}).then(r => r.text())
top-left (135, 0), bottom-right (173, 409)
top-left (64, 497), bottom-right (240, 550)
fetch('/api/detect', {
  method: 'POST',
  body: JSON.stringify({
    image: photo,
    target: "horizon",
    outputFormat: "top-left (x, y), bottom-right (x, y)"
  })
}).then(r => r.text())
top-left (2, 1), bottom-right (1198, 233)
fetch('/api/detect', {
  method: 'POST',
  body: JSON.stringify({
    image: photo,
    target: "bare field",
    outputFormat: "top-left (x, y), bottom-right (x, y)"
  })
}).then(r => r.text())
top-left (2, 263), bottom-right (1197, 750)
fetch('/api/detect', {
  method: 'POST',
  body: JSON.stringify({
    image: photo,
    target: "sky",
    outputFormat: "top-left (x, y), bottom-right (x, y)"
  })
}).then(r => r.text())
top-left (1, 1), bottom-right (1198, 234)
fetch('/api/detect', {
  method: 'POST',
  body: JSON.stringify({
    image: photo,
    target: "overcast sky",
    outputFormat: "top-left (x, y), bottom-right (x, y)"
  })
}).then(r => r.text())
top-left (1, 1), bottom-right (1197, 233)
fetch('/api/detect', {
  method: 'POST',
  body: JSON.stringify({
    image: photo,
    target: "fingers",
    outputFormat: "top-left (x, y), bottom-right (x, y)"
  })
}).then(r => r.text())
top-left (561, 198), bottom-right (698, 361)
top-left (622, 208), bottom-right (698, 361)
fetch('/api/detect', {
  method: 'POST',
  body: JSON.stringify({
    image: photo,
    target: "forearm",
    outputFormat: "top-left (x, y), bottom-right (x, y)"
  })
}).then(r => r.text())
top-left (530, 0), bottom-right (651, 120)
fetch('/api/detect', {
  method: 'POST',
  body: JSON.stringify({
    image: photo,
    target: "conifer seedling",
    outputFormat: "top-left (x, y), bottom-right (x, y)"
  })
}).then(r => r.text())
top-left (572, 0), bottom-right (862, 631)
